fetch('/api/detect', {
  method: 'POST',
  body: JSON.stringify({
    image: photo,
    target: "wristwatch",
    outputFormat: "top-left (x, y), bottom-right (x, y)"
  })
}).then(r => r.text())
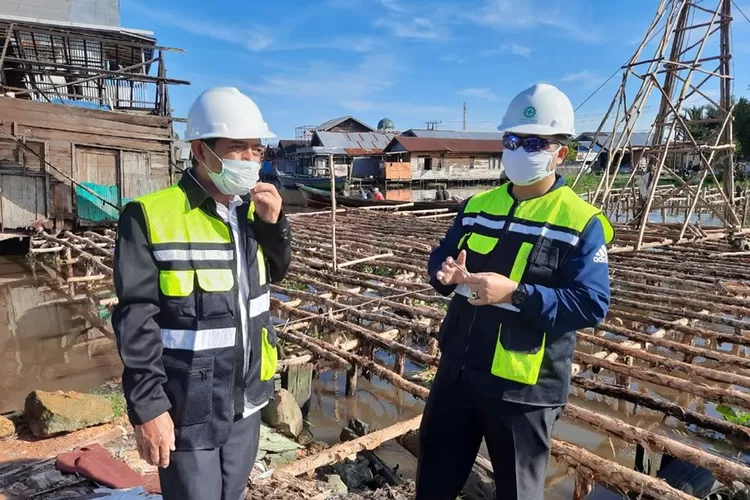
top-left (511, 284), bottom-right (529, 309)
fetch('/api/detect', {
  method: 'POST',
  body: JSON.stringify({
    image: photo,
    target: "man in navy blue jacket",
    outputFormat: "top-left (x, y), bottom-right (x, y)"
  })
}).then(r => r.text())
top-left (415, 84), bottom-right (613, 500)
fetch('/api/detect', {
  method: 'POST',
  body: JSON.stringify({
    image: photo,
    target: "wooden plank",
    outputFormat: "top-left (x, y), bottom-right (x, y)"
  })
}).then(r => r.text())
top-left (9, 127), bottom-right (169, 153)
top-left (121, 150), bottom-right (153, 199)
top-left (0, 94), bottom-right (171, 128)
top-left (0, 174), bottom-right (44, 229)
top-left (283, 363), bottom-right (313, 408)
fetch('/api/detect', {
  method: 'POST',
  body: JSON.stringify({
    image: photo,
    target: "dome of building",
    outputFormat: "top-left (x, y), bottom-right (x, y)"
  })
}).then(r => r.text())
top-left (377, 118), bottom-right (395, 130)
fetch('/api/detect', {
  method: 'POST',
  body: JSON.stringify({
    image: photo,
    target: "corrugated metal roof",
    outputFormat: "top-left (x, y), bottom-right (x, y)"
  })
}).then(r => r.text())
top-left (0, 0), bottom-right (121, 27)
top-left (402, 129), bottom-right (504, 140)
top-left (313, 116), bottom-right (375, 132)
top-left (314, 131), bottom-right (397, 155)
top-left (387, 137), bottom-right (503, 154)
top-left (575, 131), bottom-right (652, 150)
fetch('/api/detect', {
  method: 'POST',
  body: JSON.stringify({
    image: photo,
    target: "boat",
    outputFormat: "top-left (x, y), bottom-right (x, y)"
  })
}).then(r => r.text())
top-left (277, 171), bottom-right (348, 190)
top-left (296, 184), bottom-right (460, 211)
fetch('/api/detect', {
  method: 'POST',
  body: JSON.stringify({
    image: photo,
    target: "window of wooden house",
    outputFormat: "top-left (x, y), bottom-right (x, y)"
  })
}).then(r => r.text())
top-left (470, 156), bottom-right (475, 168)
top-left (438, 155), bottom-right (444, 169)
top-left (422, 156), bottom-right (433, 170)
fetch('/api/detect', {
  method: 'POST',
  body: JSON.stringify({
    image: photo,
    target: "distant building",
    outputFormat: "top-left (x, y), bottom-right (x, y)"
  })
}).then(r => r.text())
top-left (383, 136), bottom-right (503, 182)
top-left (276, 116), bottom-right (398, 179)
top-left (313, 116), bottom-right (375, 134)
top-left (574, 132), bottom-right (652, 173)
top-left (401, 129), bottom-right (503, 141)
top-left (377, 118), bottom-right (396, 131)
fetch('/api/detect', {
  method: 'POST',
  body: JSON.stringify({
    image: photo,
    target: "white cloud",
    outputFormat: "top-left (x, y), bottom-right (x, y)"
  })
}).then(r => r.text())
top-left (441, 54), bottom-right (467, 64)
top-left (246, 54), bottom-right (401, 108)
top-left (480, 43), bottom-right (532, 59)
top-left (378, 0), bottom-right (408, 13)
top-left (124, 1), bottom-right (274, 51)
top-left (562, 70), bottom-right (606, 89)
top-left (123, 1), bottom-right (380, 53)
top-left (341, 100), bottom-right (378, 111)
top-left (465, 0), bottom-right (601, 44)
top-left (458, 87), bottom-right (500, 101)
top-left (374, 17), bottom-right (445, 40)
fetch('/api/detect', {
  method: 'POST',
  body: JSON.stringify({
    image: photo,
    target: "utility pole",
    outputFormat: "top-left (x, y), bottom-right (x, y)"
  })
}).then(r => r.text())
top-left (463, 102), bottom-right (467, 131)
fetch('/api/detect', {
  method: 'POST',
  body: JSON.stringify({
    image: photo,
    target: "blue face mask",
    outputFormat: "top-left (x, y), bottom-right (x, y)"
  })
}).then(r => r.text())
top-left (202, 144), bottom-right (261, 196)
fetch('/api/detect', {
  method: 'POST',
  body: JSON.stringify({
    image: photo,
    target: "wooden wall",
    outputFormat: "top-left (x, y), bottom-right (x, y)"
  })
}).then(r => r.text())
top-left (410, 153), bottom-right (502, 182)
top-left (0, 97), bottom-right (174, 229)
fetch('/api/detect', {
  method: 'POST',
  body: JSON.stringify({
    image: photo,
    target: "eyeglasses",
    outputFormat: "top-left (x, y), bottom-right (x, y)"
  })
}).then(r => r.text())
top-left (503, 133), bottom-right (563, 153)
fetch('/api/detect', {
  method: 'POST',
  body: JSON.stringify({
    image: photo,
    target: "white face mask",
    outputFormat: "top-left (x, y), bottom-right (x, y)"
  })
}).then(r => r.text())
top-left (201, 144), bottom-right (261, 196)
top-left (502, 147), bottom-right (558, 186)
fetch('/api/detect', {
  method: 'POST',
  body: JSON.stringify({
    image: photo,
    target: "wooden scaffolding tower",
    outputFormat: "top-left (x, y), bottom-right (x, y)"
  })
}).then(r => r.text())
top-left (572, 0), bottom-right (740, 250)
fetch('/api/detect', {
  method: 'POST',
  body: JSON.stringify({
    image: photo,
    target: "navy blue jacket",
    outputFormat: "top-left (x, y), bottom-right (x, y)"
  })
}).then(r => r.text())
top-left (428, 176), bottom-right (611, 405)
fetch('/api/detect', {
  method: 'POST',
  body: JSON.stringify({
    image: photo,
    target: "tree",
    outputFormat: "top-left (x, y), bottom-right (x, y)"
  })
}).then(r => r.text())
top-left (734, 97), bottom-right (750, 159)
top-left (566, 140), bottom-right (579, 162)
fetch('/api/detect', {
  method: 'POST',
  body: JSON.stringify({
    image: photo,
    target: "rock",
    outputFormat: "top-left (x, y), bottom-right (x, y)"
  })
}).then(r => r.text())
top-left (0, 415), bottom-right (15, 439)
top-left (334, 459), bottom-right (374, 490)
top-left (297, 427), bottom-right (315, 446)
top-left (307, 440), bottom-right (328, 454)
top-left (24, 390), bottom-right (114, 438)
top-left (25, 469), bottom-right (64, 490)
top-left (261, 390), bottom-right (303, 438)
top-left (326, 474), bottom-right (348, 495)
top-left (258, 425), bottom-right (302, 453)
top-left (266, 450), bottom-right (299, 468)
top-left (255, 449), bottom-right (267, 462)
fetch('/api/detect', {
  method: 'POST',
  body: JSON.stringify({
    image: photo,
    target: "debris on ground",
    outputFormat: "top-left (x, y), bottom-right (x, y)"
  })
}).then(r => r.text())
top-left (56, 443), bottom-right (161, 493)
top-left (24, 390), bottom-right (115, 438)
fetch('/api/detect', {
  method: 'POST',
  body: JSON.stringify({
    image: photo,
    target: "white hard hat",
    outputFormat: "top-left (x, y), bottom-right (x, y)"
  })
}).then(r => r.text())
top-left (185, 87), bottom-right (276, 141)
top-left (498, 83), bottom-right (575, 137)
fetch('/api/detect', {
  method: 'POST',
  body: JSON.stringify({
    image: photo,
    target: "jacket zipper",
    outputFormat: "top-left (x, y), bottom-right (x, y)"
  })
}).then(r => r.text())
top-left (458, 197), bottom-right (520, 376)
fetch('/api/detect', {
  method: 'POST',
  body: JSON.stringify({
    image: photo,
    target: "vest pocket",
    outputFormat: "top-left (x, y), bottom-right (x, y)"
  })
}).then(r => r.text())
top-left (466, 233), bottom-right (498, 255)
top-left (159, 270), bottom-right (196, 318)
top-left (490, 324), bottom-right (546, 385)
top-left (260, 325), bottom-right (279, 381)
top-left (163, 357), bottom-right (214, 426)
top-left (196, 269), bottom-right (234, 319)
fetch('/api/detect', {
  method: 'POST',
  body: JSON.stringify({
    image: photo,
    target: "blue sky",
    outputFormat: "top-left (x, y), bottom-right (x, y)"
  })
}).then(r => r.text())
top-left (121, 0), bottom-right (750, 140)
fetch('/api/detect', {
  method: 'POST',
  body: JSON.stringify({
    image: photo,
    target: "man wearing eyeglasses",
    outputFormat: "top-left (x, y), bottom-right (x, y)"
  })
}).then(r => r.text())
top-left (416, 83), bottom-right (614, 500)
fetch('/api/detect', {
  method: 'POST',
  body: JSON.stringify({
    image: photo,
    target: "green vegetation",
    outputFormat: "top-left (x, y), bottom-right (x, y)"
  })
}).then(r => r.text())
top-left (357, 264), bottom-right (398, 278)
top-left (564, 174), bottom-right (632, 195)
top-left (106, 391), bottom-right (127, 418)
top-left (716, 405), bottom-right (750, 426)
top-left (280, 279), bottom-right (307, 292)
top-left (565, 140), bottom-right (579, 162)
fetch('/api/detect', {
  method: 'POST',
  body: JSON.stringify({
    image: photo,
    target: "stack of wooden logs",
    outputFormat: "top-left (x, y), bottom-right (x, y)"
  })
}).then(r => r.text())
top-left (25, 208), bottom-right (750, 498)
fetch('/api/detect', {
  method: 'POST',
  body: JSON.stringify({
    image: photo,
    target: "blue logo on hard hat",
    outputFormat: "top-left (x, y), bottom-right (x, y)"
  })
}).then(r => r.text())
top-left (523, 106), bottom-right (537, 119)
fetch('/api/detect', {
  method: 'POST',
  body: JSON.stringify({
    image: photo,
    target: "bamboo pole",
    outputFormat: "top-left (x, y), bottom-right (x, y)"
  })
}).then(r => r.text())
top-left (572, 376), bottom-right (750, 441)
top-left (275, 415), bottom-right (422, 477)
top-left (565, 405), bottom-right (750, 485)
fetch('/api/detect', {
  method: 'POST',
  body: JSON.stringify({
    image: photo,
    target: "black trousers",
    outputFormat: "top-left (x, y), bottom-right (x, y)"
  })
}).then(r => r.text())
top-left (415, 368), bottom-right (562, 500)
top-left (159, 411), bottom-right (261, 500)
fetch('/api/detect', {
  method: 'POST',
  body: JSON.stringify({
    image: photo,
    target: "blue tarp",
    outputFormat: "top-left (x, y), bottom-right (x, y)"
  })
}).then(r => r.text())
top-left (75, 182), bottom-right (131, 222)
top-left (49, 97), bottom-right (112, 111)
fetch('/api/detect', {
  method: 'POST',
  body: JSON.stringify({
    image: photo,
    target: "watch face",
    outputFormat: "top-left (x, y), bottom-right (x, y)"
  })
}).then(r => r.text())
top-left (512, 287), bottom-right (527, 307)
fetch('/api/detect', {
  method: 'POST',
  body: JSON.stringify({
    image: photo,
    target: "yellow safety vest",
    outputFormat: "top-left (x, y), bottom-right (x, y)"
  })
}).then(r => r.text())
top-left (456, 183), bottom-right (614, 386)
top-left (134, 185), bottom-right (278, 448)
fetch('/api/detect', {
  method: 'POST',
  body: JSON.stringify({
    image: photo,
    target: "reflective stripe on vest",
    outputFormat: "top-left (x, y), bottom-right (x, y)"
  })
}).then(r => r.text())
top-left (458, 183), bottom-right (614, 386)
top-left (135, 186), bottom-right (275, 380)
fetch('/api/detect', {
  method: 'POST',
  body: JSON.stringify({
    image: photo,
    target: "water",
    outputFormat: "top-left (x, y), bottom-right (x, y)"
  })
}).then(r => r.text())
top-left (0, 192), bottom-right (740, 496)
